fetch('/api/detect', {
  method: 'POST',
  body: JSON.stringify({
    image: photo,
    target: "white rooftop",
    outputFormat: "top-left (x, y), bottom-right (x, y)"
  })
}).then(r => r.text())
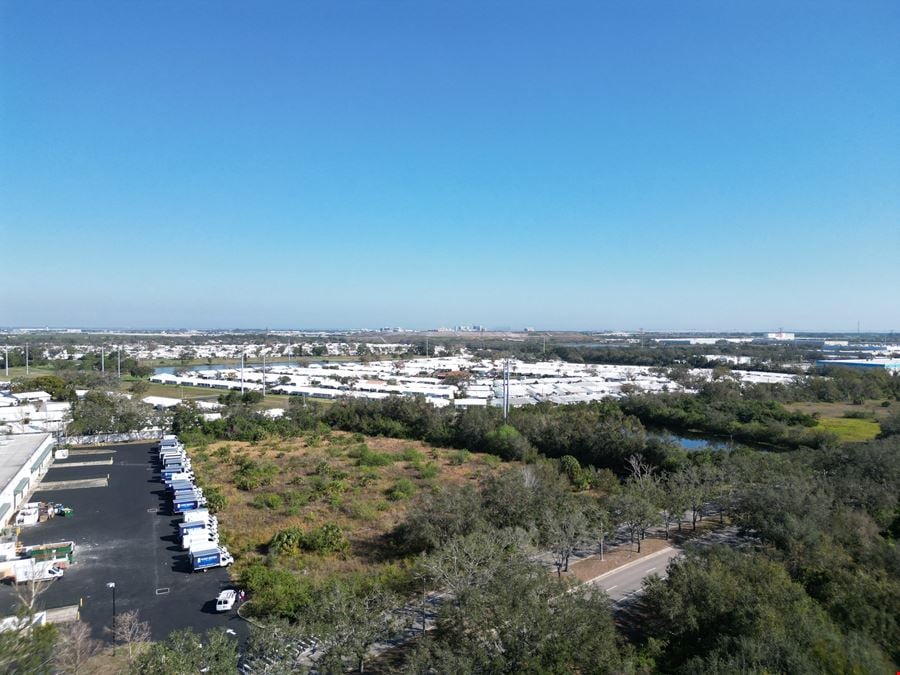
top-left (0, 433), bottom-right (51, 492)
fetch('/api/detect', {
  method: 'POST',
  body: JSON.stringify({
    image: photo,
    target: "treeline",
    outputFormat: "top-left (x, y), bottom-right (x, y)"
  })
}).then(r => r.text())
top-left (797, 365), bottom-right (900, 403)
top-left (67, 391), bottom-right (166, 435)
top-left (175, 396), bottom-right (685, 474)
top-left (237, 433), bottom-right (900, 671)
top-left (620, 389), bottom-right (831, 449)
top-left (397, 436), bottom-right (900, 671)
top-left (181, 387), bottom-right (834, 472)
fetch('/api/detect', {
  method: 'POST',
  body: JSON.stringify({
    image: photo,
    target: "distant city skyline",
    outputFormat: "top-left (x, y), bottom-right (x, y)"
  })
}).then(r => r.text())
top-left (2, 2), bottom-right (898, 331)
top-left (2, 324), bottom-right (897, 335)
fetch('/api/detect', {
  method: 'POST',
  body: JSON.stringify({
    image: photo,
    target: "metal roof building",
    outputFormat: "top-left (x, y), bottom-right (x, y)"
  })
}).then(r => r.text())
top-left (0, 433), bottom-right (55, 528)
top-left (815, 359), bottom-right (900, 371)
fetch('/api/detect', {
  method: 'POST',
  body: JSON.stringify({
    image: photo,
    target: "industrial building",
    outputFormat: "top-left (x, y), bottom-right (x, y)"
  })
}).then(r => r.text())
top-left (0, 433), bottom-right (55, 528)
top-left (814, 358), bottom-right (900, 372)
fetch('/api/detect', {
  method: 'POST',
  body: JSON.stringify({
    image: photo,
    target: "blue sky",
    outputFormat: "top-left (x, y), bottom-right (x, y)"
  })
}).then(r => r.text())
top-left (2, 1), bottom-right (898, 331)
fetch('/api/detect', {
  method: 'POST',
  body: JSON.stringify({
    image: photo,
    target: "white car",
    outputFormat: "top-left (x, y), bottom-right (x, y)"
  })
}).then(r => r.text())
top-left (215, 589), bottom-right (236, 612)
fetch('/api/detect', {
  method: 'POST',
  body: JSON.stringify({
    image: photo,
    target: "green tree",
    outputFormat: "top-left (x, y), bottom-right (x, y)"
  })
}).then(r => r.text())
top-left (416, 535), bottom-right (623, 673)
top-left (296, 582), bottom-right (402, 674)
top-left (131, 628), bottom-right (238, 675)
top-left (540, 496), bottom-right (589, 576)
top-left (396, 484), bottom-right (484, 552)
top-left (12, 375), bottom-right (74, 401)
top-left (641, 546), bottom-right (892, 673)
top-left (611, 481), bottom-right (658, 552)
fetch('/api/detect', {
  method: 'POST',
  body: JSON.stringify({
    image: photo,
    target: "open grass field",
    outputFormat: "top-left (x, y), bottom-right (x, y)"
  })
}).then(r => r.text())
top-left (816, 416), bottom-right (881, 442)
top-left (0, 365), bottom-right (59, 380)
top-left (786, 399), bottom-right (895, 422)
top-left (785, 400), bottom-right (891, 442)
top-left (187, 432), bottom-right (504, 581)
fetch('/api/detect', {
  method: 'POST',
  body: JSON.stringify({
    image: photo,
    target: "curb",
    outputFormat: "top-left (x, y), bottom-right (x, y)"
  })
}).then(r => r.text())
top-left (582, 545), bottom-right (677, 586)
top-left (235, 600), bottom-right (266, 628)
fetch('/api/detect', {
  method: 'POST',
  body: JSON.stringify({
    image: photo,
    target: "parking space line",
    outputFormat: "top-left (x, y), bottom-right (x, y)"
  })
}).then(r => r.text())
top-left (53, 459), bottom-right (114, 468)
top-left (37, 477), bottom-right (109, 490)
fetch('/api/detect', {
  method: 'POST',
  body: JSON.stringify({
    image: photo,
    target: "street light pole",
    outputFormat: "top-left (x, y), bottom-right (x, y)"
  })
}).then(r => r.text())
top-left (106, 582), bottom-right (117, 654)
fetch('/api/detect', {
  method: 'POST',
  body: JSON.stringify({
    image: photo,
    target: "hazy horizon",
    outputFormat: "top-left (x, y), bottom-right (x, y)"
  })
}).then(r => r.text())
top-left (2, 324), bottom-right (897, 336)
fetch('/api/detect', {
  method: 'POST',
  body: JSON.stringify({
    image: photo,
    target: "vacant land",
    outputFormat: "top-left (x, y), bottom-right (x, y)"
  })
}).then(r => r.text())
top-left (786, 399), bottom-right (894, 422)
top-left (785, 400), bottom-right (889, 442)
top-left (816, 416), bottom-right (881, 442)
top-left (187, 432), bottom-right (503, 580)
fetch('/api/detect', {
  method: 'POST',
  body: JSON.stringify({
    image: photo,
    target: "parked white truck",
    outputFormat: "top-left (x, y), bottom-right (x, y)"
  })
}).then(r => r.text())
top-left (13, 559), bottom-right (64, 583)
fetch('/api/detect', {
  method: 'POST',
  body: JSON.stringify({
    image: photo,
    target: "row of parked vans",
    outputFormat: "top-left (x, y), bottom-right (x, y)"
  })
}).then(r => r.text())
top-left (158, 436), bottom-right (233, 572)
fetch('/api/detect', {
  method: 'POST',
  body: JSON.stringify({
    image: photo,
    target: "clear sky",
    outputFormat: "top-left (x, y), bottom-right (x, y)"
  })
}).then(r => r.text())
top-left (2, 1), bottom-right (898, 331)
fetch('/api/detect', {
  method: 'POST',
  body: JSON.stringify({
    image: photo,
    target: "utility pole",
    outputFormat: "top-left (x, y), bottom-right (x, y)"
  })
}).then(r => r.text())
top-left (25, 343), bottom-right (29, 375)
top-left (503, 358), bottom-right (510, 421)
top-left (117, 345), bottom-right (121, 380)
top-left (4, 342), bottom-right (8, 377)
top-left (106, 582), bottom-right (117, 655)
top-left (240, 350), bottom-right (245, 394)
top-left (101, 346), bottom-right (105, 373)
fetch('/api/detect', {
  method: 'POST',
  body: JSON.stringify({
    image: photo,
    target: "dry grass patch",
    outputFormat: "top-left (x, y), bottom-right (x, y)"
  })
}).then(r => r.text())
top-left (187, 432), bottom-right (501, 578)
top-left (786, 399), bottom-right (895, 422)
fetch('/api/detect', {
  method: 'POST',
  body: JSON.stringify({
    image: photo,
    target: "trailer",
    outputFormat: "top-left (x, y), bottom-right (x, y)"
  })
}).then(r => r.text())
top-left (159, 447), bottom-right (185, 457)
top-left (179, 520), bottom-right (217, 539)
top-left (181, 508), bottom-right (210, 523)
top-left (173, 493), bottom-right (203, 506)
top-left (190, 546), bottom-right (233, 571)
top-left (182, 533), bottom-right (218, 551)
top-left (163, 472), bottom-right (194, 483)
top-left (162, 456), bottom-right (189, 467)
top-left (173, 498), bottom-right (204, 514)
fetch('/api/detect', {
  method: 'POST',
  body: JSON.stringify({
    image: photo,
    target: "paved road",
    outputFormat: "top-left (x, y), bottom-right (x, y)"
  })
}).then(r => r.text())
top-left (588, 547), bottom-right (681, 603)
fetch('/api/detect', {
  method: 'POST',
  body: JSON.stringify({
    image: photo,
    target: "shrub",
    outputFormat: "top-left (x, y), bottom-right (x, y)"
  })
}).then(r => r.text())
top-left (481, 454), bottom-right (501, 468)
top-left (239, 563), bottom-right (313, 619)
top-left (344, 500), bottom-right (378, 521)
top-left (387, 478), bottom-right (417, 501)
top-left (352, 446), bottom-right (394, 467)
top-left (400, 447), bottom-right (424, 463)
top-left (301, 523), bottom-right (349, 554)
top-left (250, 493), bottom-right (284, 510)
top-left (417, 462), bottom-right (440, 479)
top-left (449, 450), bottom-right (471, 466)
top-left (233, 458), bottom-right (278, 491)
top-left (355, 468), bottom-right (379, 487)
top-left (204, 486), bottom-right (227, 513)
top-left (844, 410), bottom-right (876, 420)
top-left (269, 527), bottom-right (304, 555)
top-left (282, 490), bottom-right (310, 509)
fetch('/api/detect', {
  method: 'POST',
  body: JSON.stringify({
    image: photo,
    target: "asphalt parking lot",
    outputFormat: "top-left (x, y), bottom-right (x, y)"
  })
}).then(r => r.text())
top-left (0, 442), bottom-right (249, 642)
